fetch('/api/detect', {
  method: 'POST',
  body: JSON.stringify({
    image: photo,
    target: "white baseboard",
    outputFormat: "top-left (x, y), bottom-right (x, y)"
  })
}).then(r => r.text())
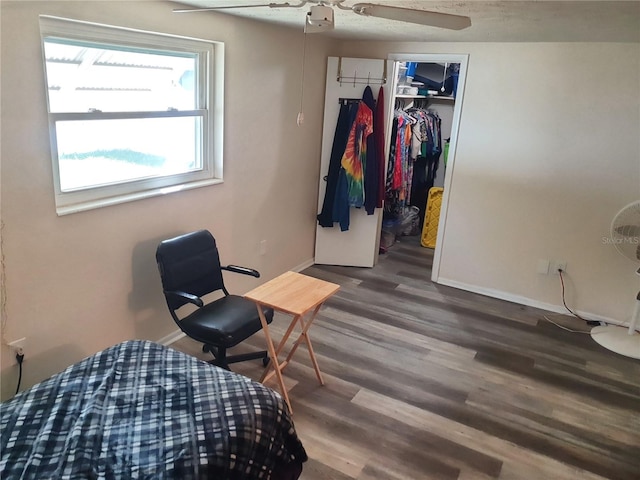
top-left (436, 277), bottom-right (627, 327)
top-left (157, 330), bottom-right (186, 346)
top-left (291, 258), bottom-right (315, 273)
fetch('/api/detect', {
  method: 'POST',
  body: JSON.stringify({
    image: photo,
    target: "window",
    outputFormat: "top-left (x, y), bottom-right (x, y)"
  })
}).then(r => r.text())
top-left (39, 16), bottom-right (224, 215)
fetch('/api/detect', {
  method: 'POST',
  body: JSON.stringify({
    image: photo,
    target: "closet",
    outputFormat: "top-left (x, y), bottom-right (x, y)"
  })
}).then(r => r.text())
top-left (314, 55), bottom-right (468, 277)
top-left (382, 61), bottom-right (459, 250)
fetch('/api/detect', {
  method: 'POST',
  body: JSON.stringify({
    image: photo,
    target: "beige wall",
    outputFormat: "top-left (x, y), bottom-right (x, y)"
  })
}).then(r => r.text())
top-left (341, 41), bottom-right (640, 322)
top-left (0, 1), bottom-right (335, 399)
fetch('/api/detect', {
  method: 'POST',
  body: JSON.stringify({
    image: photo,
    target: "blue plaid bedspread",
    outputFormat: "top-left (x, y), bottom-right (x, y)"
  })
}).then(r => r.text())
top-left (0, 340), bottom-right (306, 479)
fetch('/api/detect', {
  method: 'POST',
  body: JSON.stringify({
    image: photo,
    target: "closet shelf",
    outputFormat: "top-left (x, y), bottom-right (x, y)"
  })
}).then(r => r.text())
top-left (426, 95), bottom-right (455, 101)
top-left (395, 94), bottom-right (455, 101)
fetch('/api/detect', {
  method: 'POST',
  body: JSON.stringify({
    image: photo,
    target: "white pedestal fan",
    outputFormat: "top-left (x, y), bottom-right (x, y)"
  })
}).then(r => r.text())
top-left (590, 200), bottom-right (640, 359)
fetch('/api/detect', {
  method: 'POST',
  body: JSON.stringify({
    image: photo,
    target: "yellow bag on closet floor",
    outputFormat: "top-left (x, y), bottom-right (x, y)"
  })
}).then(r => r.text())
top-left (421, 187), bottom-right (444, 249)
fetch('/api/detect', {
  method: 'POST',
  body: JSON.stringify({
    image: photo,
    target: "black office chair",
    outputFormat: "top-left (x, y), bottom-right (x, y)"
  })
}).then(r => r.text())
top-left (156, 230), bottom-right (273, 370)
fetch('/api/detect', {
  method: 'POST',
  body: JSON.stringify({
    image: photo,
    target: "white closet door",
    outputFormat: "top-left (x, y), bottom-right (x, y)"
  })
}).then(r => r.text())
top-left (314, 57), bottom-right (391, 267)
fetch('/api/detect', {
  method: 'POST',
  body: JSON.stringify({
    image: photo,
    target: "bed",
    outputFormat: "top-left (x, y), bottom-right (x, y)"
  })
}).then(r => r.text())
top-left (0, 340), bottom-right (307, 479)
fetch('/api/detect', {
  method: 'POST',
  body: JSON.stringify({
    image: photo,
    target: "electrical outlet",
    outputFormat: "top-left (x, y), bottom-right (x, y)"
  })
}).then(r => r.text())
top-left (259, 240), bottom-right (267, 256)
top-left (552, 261), bottom-right (567, 274)
top-left (8, 337), bottom-right (26, 359)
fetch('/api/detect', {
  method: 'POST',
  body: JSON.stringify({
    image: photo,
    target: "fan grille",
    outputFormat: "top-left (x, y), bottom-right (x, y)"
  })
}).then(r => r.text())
top-left (610, 200), bottom-right (640, 262)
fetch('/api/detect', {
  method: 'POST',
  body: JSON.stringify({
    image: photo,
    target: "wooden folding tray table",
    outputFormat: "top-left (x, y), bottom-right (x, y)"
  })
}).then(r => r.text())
top-left (244, 271), bottom-right (340, 413)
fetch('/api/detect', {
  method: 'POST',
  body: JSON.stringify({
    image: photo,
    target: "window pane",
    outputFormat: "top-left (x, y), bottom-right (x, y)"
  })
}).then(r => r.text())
top-left (44, 39), bottom-right (197, 113)
top-left (56, 117), bottom-right (201, 191)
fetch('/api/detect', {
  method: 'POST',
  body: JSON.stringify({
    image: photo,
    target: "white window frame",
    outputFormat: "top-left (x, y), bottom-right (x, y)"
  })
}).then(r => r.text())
top-left (39, 16), bottom-right (224, 216)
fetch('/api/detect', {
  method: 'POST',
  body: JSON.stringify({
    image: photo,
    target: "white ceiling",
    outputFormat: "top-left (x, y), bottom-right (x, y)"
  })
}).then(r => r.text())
top-left (170, 1), bottom-right (640, 42)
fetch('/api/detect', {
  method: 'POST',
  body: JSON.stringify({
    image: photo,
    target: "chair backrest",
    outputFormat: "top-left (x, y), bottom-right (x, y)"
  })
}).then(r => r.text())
top-left (156, 230), bottom-right (226, 311)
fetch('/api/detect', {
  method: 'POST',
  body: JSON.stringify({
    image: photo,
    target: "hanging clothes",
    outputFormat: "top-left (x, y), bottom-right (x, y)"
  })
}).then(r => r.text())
top-left (385, 106), bottom-right (442, 224)
top-left (374, 87), bottom-right (386, 209)
top-left (362, 86), bottom-right (378, 215)
top-left (385, 116), bottom-right (400, 218)
top-left (408, 108), bottom-right (442, 226)
top-left (317, 88), bottom-right (381, 232)
top-left (317, 101), bottom-right (358, 228)
top-left (333, 168), bottom-right (350, 231)
top-left (385, 109), bottom-right (415, 217)
top-left (340, 101), bottom-right (373, 208)
top-left (443, 138), bottom-right (450, 166)
top-left (333, 100), bottom-right (373, 231)
top-left (362, 86), bottom-right (387, 215)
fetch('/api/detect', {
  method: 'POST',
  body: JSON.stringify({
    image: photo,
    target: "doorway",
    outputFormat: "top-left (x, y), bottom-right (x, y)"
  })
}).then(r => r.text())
top-left (313, 54), bottom-right (468, 277)
top-left (386, 53), bottom-right (469, 283)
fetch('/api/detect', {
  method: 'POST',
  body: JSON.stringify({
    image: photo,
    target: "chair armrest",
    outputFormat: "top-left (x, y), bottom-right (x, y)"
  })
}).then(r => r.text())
top-left (164, 290), bottom-right (204, 308)
top-left (222, 265), bottom-right (261, 278)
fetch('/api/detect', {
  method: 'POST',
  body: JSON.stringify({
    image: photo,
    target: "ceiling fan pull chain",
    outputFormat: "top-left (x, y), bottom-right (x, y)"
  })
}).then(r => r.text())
top-left (297, 30), bottom-right (308, 126)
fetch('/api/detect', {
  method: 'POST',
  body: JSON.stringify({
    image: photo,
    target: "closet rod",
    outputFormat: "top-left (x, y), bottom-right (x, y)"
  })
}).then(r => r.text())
top-left (336, 57), bottom-right (387, 85)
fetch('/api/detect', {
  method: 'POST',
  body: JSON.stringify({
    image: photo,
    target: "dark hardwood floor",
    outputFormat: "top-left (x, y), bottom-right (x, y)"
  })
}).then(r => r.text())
top-left (173, 236), bottom-right (640, 480)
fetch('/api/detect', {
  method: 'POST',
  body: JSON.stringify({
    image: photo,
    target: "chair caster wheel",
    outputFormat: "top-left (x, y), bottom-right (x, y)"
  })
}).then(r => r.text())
top-left (263, 357), bottom-right (270, 367)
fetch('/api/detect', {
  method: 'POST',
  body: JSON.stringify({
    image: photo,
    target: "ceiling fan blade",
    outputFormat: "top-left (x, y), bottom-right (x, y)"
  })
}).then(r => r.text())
top-left (173, 2), bottom-right (302, 13)
top-left (352, 3), bottom-right (471, 30)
